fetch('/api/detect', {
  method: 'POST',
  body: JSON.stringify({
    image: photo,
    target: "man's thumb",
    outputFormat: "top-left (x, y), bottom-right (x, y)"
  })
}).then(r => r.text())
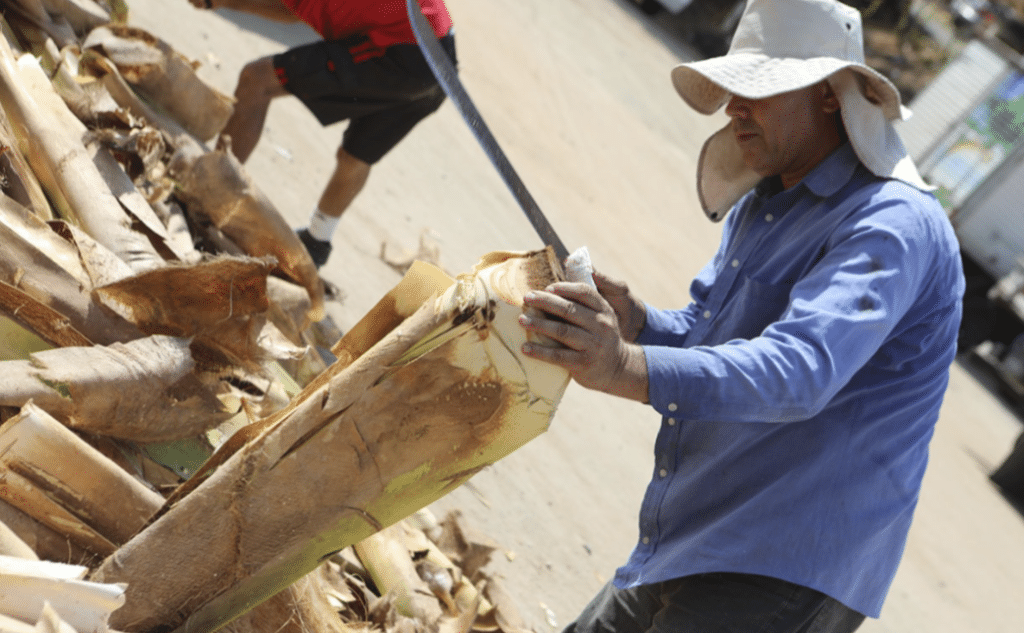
top-left (592, 270), bottom-right (629, 297)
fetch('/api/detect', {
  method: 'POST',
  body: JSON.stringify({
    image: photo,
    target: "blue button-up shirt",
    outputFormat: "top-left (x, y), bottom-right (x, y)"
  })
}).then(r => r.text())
top-left (614, 143), bottom-right (964, 618)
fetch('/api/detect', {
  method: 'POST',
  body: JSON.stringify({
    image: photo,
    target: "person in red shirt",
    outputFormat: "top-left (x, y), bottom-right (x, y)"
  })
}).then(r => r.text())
top-left (189, 0), bottom-right (456, 268)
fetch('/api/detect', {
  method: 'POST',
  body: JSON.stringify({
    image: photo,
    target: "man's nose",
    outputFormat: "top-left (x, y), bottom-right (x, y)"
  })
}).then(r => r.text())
top-left (725, 95), bottom-right (750, 118)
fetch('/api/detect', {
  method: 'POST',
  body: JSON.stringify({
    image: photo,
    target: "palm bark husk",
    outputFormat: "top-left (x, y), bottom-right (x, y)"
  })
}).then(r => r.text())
top-left (354, 522), bottom-right (445, 625)
top-left (0, 555), bottom-right (125, 633)
top-left (89, 249), bottom-right (569, 633)
top-left (0, 335), bottom-right (231, 442)
top-left (93, 256), bottom-right (306, 369)
top-left (0, 403), bottom-right (165, 556)
top-left (0, 32), bottom-right (164, 272)
top-left (82, 24), bottom-right (233, 142)
top-left (32, 39), bottom-right (200, 268)
top-left (0, 194), bottom-right (143, 346)
top-left (1, 0), bottom-right (77, 49)
top-left (0, 106), bottom-right (52, 220)
top-left (0, 499), bottom-right (97, 565)
top-left (39, 0), bottom-right (110, 35)
top-left (0, 518), bottom-right (37, 560)
top-left (0, 280), bottom-right (94, 348)
top-left (171, 145), bottom-right (326, 325)
top-left (79, 48), bottom-right (205, 154)
top-left (220, 568), bottom-right (354, 633)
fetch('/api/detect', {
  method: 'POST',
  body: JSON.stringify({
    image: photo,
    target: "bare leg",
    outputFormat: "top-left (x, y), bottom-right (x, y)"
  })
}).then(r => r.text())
top-left (222, 56), bottom-right (288, 163)
top-left (317, 147), bottom-right (372, 218)
top-left (298, 148), bottom-right (370, 267)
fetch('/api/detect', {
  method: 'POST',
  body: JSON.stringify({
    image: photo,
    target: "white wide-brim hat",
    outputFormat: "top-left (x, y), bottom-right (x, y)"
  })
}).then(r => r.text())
top-left (671, 0), bottom-right (932, 221)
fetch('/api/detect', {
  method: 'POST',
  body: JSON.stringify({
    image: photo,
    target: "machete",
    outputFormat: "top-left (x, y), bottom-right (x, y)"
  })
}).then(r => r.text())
top-left (406, 0), bottom-right (570, 262)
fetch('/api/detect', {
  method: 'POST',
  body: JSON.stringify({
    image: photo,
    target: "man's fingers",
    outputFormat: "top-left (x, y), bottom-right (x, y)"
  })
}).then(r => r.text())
top-left (523, 290), bottom-right (593, 327)
top-left (544, 282), bottom-right (606, 312)
top-left (520, 338), bottom-right (580, 368)
top-left (519, 312), bottom-right (583, 351)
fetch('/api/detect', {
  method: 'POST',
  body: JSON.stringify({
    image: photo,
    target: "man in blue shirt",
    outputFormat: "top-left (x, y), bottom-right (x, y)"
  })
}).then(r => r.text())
top-left (518, 0), bottom-right (964, 631)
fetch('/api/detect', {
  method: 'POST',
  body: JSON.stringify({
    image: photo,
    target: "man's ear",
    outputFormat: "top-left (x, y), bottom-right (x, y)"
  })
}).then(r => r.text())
top-left (821, 82), bottom-right (841, 114)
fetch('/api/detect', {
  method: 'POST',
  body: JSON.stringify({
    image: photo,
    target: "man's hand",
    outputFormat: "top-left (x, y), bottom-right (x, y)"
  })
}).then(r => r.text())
top-left (593, 271), bottom-right (646, 343)
top-left (519, 281), bottom-right (649, 403)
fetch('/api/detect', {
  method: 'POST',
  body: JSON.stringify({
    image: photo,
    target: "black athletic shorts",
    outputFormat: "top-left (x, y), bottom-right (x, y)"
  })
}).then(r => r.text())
top-left (272, 33), bottom-right (456, 165)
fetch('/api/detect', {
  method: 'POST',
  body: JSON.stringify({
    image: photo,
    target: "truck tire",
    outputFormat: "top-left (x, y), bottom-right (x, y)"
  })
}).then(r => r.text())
top-left (958, 294), bottom-right (995, 352)
top-left (630, 0), bottom-right (663, 14)
top-left (634, 0), bottom-right (663, 15)
top-left (992, 431), bottom-right (1024, 505)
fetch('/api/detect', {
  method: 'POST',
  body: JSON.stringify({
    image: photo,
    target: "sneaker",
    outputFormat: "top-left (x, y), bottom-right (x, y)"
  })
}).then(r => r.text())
top-left (297, 228), bottom-right (332, 269)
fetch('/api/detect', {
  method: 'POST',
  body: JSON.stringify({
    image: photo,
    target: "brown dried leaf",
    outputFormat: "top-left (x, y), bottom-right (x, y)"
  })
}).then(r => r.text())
top-left (436, 511), bottom-right (498, 582)
top-left (481, 577), bottom-right (534, 633)
top-left (381, 229), bottom-right (447, 276)
top-left (438, 583), bottom-right (482, 633)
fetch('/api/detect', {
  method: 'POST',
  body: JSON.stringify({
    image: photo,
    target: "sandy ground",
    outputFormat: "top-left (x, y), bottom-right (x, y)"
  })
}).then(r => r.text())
top-left (124, 1), bottom-right (1024, 631)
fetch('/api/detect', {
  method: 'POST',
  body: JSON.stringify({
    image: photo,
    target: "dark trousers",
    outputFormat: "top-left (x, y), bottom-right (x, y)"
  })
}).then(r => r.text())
top-left (563, 574), bottom-right (865, 633)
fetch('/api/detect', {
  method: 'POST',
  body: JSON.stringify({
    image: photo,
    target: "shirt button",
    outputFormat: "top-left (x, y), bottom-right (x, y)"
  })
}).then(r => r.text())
top-left (765, 213), bottom-right (774, 222)
top-left (642, 536), bottom-right (650, 545)
top-left (667, 417), bottom-right (676, 426)
top-left (668, 403), bottom-right (678, 412)
top-left (731, 259), bottom-right (739, 268)
top-left (659, 468), bottom-right (668, 478)
top-left (703, 310), bottom-right (711, 319)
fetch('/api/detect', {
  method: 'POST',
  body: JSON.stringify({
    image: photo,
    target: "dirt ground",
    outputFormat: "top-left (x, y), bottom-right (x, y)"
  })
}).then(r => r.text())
top-left (124, 1), bottom-right (1024, 631)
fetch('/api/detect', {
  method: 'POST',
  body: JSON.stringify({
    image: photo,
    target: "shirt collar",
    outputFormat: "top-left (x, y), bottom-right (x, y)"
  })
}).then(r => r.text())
top-left (801, 142), bottom-right (860, 198)
top-left (753, 143), bottom-right (860, 201)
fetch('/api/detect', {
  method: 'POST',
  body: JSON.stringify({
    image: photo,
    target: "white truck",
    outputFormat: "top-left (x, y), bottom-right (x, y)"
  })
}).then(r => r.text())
top-left (896, 37), bottom-right (1024, 499)
top-left (897, 38), bottom-right (1024, 358)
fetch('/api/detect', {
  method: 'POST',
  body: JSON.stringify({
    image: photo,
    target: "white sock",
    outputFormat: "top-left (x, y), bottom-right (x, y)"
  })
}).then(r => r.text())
top-left (307, 208), bottom-right (340, 242)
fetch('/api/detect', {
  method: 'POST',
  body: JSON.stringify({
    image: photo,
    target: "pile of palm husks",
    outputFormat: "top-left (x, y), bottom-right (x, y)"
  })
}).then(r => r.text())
top-left (0, 2), bottom-right (571, 632)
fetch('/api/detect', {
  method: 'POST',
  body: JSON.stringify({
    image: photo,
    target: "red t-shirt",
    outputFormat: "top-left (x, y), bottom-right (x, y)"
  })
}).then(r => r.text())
top-left (283, 0), bottom-right (453, 59)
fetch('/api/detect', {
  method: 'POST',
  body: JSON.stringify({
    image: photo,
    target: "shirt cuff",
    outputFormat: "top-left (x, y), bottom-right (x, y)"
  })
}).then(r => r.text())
top-left (636, 305), bottom-right (694, 347)
top-left (643, 344), bottom-right (701, 419)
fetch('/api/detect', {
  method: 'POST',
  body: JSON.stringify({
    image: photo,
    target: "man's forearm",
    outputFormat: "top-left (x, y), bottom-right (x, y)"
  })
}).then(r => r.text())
top-left (612, 343), bottom-right (650, 404)
top-left (213, 0), bottom-right (300, 22)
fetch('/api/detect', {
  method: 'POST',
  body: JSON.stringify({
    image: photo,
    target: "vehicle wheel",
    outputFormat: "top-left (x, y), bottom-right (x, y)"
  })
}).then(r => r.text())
top-left (992, 431), bottom-right (1024, 505)
top-left (958, 294), bottom-right (995, 352)
top-left (634, 0), bottom-right (663, 16)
